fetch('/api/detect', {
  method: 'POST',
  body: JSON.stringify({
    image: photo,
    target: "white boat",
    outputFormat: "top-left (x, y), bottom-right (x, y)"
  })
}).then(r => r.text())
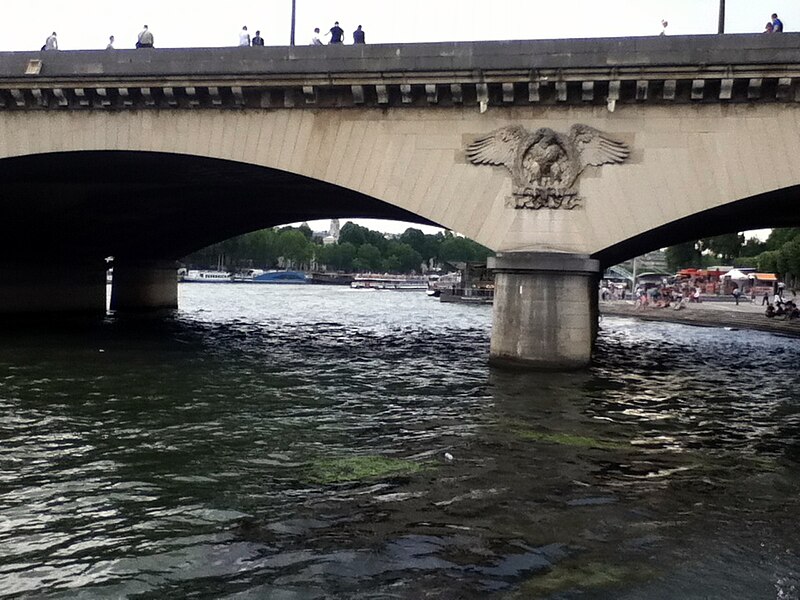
top-left (350, 275), bottom-right (428, 291)
top-left (182, 269), bottom-right (232, 283)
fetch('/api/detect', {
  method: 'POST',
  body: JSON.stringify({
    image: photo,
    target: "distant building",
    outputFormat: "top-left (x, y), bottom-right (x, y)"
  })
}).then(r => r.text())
top-left (322, 218), bottom-right (341, 246)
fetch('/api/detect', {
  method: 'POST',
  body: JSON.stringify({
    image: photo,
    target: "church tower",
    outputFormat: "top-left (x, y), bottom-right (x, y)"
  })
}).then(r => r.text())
top-left (329, 219), bottom-right (341, 242)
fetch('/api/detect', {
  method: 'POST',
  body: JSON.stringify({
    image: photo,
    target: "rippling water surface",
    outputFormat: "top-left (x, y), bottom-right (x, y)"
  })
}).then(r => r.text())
top-left (1, 285), bottom-right (799, 599)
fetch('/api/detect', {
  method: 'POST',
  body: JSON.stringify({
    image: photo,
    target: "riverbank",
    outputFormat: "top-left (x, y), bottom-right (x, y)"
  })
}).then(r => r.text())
top-left (601, 300), bottom-right (800, 337)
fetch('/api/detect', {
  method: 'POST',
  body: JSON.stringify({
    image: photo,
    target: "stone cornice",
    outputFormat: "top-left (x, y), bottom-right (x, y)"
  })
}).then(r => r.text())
top-left (1, 35), bottom-right (800, 109)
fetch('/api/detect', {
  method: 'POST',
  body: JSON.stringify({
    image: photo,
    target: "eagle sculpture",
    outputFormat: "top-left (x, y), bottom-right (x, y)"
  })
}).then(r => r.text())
top-left (466, 124), bottom-right (630, 209)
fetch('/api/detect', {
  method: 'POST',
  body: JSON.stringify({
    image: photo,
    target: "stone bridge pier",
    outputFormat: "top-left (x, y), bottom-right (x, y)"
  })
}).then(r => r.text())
top-left (110, 260), bottom-right (178, 312)
top-left (488, 253), bottom-right (600, 369)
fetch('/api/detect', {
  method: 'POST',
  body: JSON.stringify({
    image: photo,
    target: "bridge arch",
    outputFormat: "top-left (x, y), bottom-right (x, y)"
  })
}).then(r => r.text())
top-left (2, 101), bottom-right (800, 262)
top-left (0, 150), bottom-right (441, 260)
top-left (3, 38), bottom-right (800, 367)
top-left (0, 109), bottom-right (512, 258)
top-left (595, 185), bottom-right (800, 267)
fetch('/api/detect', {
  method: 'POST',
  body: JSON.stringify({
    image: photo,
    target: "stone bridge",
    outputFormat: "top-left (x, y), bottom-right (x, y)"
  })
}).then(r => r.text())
top-left (1, 34), bottom-right (800, 368)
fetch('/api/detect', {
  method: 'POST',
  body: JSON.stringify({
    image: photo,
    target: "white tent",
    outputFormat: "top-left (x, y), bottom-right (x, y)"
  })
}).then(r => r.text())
top-left (719, 268), bottom-right (750, 281)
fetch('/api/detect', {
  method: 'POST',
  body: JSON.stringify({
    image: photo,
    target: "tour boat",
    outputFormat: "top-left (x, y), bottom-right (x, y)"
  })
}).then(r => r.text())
top-left (182, 269), bottom-right (232, 282)
top-left (350, 275), bottom-right (428, 291)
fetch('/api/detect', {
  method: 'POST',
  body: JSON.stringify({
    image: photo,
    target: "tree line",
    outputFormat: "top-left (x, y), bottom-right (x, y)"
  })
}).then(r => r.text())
top-left (183, 222), bottom-right (493, 273)
top-left (665, 229), bottom-right (800, 287)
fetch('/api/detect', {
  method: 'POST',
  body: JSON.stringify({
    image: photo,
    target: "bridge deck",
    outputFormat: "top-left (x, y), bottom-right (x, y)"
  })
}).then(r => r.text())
top-left (0, 34), bottom-right (798, 109)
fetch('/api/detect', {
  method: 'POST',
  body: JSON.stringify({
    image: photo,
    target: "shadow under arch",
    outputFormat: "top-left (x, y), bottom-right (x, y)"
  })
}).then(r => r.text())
top-left (594, 186), bottom-right (800, 268)
top-left (0, 150), bottom-right (440, 261)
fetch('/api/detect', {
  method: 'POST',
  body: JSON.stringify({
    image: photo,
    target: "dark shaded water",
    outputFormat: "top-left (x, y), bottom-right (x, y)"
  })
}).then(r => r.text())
top-left (1, 285), bottom-right (799, 599)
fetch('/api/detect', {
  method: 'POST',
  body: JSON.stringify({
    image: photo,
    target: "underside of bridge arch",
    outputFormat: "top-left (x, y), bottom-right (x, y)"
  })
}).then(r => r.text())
top-left (0, 150), bottom-right (438, 261)
top-left (593, 186), bottom-right (800, 268)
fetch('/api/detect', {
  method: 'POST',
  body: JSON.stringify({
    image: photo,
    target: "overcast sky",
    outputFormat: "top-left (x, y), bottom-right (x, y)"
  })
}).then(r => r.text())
top-left (6, 1), bottom-right (787, 236)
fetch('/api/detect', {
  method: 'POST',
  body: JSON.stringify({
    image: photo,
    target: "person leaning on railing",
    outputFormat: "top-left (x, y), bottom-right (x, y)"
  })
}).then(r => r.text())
top-left (136, 25), bottom-right (154, 48)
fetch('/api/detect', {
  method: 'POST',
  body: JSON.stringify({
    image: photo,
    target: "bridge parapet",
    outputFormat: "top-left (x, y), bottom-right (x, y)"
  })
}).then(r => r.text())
top-left (0, 34), bottom-right (799, 110)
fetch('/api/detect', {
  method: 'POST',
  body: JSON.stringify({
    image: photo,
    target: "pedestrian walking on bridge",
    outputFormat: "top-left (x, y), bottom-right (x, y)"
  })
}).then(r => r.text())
top-left (252, 30), bottom-right (264, 46)
top-left (772, 13), bottom-right (784, 32)
top-left (239, 26), bottom-right (250, 47)
top-left (353, 25), bottom-right (365, 44)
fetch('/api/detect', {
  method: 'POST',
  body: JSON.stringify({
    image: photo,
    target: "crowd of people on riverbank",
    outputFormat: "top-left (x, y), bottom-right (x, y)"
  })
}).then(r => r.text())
top-left (614, 282), bottom-right (800, 321)
top-left (40, 21), bottom-right (366, 52)
top-left (629, 284), bottom-right (700, 311)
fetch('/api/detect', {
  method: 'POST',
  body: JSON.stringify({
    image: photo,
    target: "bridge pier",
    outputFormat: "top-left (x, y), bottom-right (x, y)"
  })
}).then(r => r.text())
top-left (488, 252), bottom-right (600, 370)
top-left (110, 260), bottom-right (178, 312)
top-left (0, 261), bottom-right (107, 314)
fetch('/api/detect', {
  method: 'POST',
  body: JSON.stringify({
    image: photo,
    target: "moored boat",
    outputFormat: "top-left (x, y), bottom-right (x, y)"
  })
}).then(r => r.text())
top-left (182, 269), bottom-right (232, 282)
top-left (235, 270), bottom-right (308, 284)
top-left (350, 275), bottom-right (427, 291)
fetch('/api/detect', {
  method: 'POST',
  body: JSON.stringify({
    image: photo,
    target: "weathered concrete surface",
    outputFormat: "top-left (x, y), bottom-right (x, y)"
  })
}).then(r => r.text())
top-left (488, 252), bottom-right (599, 369)
top-left (110, 261), bottom-right (178, 311)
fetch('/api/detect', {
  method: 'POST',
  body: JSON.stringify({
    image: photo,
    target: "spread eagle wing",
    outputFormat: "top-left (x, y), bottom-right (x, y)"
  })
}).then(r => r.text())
top-left (465, 125), bottom-right (528, 169)
top-left (568, 124), bottom-right (630, 172)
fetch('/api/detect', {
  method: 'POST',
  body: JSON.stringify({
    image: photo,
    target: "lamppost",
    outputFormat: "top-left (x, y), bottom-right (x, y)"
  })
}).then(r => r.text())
top-left (290, 0), bottom-right (297, 46)
top-left (718, 0), bottom-right (726, 34)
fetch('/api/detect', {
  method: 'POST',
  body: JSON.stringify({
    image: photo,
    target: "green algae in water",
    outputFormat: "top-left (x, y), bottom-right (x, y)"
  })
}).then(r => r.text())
top-left (511, 561), bottom-right (655, 597)
top-left (304, 455), bottom-right (426, 484)
top-left (506, 422), bottom-right (631, 451)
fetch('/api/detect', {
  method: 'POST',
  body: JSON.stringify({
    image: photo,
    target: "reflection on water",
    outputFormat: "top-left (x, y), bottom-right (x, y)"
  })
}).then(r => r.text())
top-left (0, 285), bottom-right (798, 599)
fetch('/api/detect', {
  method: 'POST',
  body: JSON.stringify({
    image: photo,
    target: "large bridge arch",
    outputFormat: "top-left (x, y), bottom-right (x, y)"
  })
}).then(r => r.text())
top-left (0, 150), bottom-right (442, 260)
top-left (1, 102), bottom-right (800, 261)
top-left (0, 109), bottom-right (513, 257)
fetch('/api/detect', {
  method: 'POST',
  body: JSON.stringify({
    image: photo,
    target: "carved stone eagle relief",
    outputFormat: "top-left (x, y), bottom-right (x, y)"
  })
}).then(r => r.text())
top-left (466, 124), bottom-right (630, 209)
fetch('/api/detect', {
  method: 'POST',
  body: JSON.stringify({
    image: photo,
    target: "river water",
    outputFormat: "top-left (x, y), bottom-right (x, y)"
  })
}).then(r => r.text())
top-left (1, 285), bottom-right (798, 599)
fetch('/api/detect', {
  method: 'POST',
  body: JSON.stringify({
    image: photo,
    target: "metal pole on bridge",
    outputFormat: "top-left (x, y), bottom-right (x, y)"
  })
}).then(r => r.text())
top-left (290, 0), bottom-right (297, 46)
top-left (718, 0), bottom-right (726, 34)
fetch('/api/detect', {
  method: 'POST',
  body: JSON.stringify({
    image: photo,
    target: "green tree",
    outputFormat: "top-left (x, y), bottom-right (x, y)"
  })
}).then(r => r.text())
top-left (699, 233), bottom-right (744, 262)
top-left (734, 256), bottom-right (758, 269)
top-left (740, 237), bottom-right (767, 258)
top-left (776, 238), bottom-right (800, 284)
top-left (784, 238), bottom-right (800, 279)
top-left (339, 222), bottom-right (366, 247)
top-left (353, 243), bottom-right (382, 272)
top-left (758, 250), bottom-right (780, 273)
top-left (765, 228), bottom-right (800, 251)
top-left (665, 241), bottom-right (702, 272)
top-left (279, 229), bottom-right (312, 268)
top-left (382, 255), bottom-right (402, 273)
top-left (383, 241), bottom-right (423, 273)
top-left (315, 242), bottom-right (357, 271)
top-left (438, 234), bottom-right (493, 264)
top-left (399, 228), bottom-right (439, 263)
top-left (297, 222), bottom-right (313, 240)
top-left (334, 242), bottom-right (357, 271)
